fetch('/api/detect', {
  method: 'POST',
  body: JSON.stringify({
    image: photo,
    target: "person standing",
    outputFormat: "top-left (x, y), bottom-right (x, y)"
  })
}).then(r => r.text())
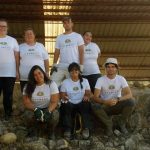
top-left (82, 31), bottom-right (101, 93)
top-left (19, 28), bottom-right (49, 92)
top-left (93, 58), bottom-right (135, 135)
top-left (0, 19), bottom-right (19, 120)
top-left (51, 17), bottom-right (84, 87)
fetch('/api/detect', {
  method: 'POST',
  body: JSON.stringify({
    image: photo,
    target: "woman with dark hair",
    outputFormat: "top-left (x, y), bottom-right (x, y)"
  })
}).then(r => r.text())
top-left (23, 65), bottom-right (59, 139)
top-left (82, 31), bottom-right (101, 93)
top-left (60, 62), bottom-right (91, 140)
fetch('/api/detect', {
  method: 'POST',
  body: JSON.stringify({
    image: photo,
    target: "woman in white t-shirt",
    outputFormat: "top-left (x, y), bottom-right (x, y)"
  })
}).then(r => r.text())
top-left (19, 28), bottom-right (49, 92)
top-left (23, 65), bottom-right (59, 139)
top-left (60, 62), bottom-right (91, 140)
top-left (0, 19), bottom-right (19, 120)
top-left (82, 31), bottom-right (101, 93)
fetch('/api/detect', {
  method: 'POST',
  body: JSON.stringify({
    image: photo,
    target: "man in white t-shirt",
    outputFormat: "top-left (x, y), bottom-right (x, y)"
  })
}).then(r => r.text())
top-left (0, 19), bottom-right (19, 120)
top-left (93, 58), bottom-right (135, 136)
top-left (51, 17), bottom-right (84, 87)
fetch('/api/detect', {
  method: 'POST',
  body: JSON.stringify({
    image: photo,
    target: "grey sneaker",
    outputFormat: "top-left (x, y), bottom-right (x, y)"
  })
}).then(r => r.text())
top-left (120, 124), bottom-right (128, 134)
top-left (82, 128), bottom-right (90, 139)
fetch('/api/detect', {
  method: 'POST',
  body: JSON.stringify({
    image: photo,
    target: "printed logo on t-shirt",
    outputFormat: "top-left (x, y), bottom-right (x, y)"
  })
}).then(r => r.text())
top-left (108, 85), bottom-right (115, 90)
top-left (65, 39), bottom-right (71, 43)
top-left (28, 49), bottom-right (34, 51)
top-left (85, 48), bottom-right (92, 54)
top-left (0, 42), bottom-right (7, 45)
top-left (73, 86), bottom-right (79, 91)
top-left (37, 91), bottom-right (44, 96)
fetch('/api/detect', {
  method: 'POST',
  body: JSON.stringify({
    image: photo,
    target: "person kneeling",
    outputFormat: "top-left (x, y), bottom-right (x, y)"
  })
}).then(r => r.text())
top-left (23, 65), bottom-right (59, 139)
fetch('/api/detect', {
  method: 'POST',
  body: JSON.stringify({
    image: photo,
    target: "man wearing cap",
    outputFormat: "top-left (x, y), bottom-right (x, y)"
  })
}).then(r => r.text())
top-left (93, 58), bottom-right (135, 136)
top-left (51, 16), bottom-right (84, 87)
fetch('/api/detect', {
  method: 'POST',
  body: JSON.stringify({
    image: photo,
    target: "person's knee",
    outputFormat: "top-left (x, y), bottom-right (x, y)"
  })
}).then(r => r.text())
top-left (124, 99), bottom-right (135, 107)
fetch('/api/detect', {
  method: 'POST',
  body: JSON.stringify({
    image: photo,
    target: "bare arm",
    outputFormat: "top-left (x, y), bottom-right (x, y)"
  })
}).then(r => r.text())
top-left (53, 48), bottom-right (60, 64)
top-left (44, 59), bottom-right (49, 75)
top-left (60, 92), bottom-right (69, 102)
top-left (48, 93), bottom-right (59, 112)
top-left (78, 45), bottom-right (84, 65)
top-left (23, 95), bottom-right (35, 111)
top-left (14, 51), bottom-right (20, 80)
top-left (119, 87), bottom-right (133, 101)
top-left (93, 88), bottom-right (118, 106)
top-left (83, 89), bottom-right (91, 101)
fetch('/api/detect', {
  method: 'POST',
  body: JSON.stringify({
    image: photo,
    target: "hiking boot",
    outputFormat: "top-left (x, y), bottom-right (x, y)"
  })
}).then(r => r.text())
top-left (64, 130), bottom-right (71, 140)
top-left (82, 128), bottom-right (90, 139)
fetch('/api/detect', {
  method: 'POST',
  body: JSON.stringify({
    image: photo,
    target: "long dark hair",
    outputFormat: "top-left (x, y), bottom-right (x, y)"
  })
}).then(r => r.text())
top-left (25, 65), bottom-right (50, 98)
top-left (68, 62), bottom-right (83, 89)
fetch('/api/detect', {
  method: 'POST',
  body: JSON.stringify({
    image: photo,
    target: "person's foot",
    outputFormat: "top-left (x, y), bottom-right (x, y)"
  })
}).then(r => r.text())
top-left (64, 130), bottom-right (71, 140)
top-left (82, 128), bottom-right (90, 139)
top-left (105, 127), bottom-right (113, 136)
top-left (4, 113), bottom-right (11, 121)
top-left (120, 124), bottom-right (128, 135)
top-left (48, 131), bottom-right (56, 140)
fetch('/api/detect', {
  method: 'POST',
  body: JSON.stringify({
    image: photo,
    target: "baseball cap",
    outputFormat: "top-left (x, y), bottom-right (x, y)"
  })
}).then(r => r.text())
top-left (104, 58), bottom-right (118, 67)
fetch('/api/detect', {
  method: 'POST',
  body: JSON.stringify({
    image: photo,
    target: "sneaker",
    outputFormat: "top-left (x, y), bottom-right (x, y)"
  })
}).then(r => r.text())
top-left (64, 130), bottom-right (71, 140)
top-left (82, 128), bottom-right (90, 139)
top-left (120, 124), bottom-right (128, 135)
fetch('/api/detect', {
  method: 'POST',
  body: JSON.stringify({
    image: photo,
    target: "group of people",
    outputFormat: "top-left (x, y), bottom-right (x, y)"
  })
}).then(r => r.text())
top-left (0, 17), bottom-right (135, 140)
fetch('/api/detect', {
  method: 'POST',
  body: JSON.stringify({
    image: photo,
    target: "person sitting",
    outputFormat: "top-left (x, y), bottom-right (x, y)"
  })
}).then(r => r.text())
top-left (60, 62), bottom-right (92, 140)
top-left (93, 58), bottom-right (135, 136)
top-left (23, 65), bottom-right (59, 139)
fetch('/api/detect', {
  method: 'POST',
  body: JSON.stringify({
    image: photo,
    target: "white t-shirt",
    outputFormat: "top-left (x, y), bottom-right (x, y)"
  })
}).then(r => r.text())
top-left (82, 42), bottom-right (101, 75)
top-left (61, 78), bottom-right (90, 104)
top-left (0, 35), bottom-right (19, 77)
top-left (19, 42), bottom-right (49, 81)
top-left (23, 81), bottom-right (59, 108)
top-left (95, 75), bottom-right (128, 100)
top-left (55, 32), bottom-right (84, 69)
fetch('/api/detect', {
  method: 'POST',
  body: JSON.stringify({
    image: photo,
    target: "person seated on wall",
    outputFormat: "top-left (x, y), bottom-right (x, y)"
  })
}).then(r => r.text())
top-left (23, 65), bottom-right (59, 139)
top-left (92, 58), bottom-right (135, 136)
top-left (60, 62), bottom-right (92, 140)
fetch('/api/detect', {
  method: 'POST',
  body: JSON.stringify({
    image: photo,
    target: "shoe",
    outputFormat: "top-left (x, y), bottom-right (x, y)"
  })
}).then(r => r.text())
top-left (48, 131), bottom-right (55, 140)
top-left (105, 127), bottom-right (113, 136)
top-left (4, 114), bottom-right (11, 121)
top-left (82, 128), bottom-right (90, 139)
top-left (120, 124), bottom-right (128, 135)
top-left (64, 130), bottom-right (71, 140)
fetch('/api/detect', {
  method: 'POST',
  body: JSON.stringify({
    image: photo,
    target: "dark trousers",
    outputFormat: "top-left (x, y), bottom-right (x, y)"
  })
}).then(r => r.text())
top-left (82, 73), bottom-right (101, 94)
top-left (92, 99), bottom-right (135, 129)
top-left (0, 77), bottom-right (16, 115)
top-left (61, 101), bottom-right (92, 131)
top-left (20, 80), bottom-right (28, 93)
